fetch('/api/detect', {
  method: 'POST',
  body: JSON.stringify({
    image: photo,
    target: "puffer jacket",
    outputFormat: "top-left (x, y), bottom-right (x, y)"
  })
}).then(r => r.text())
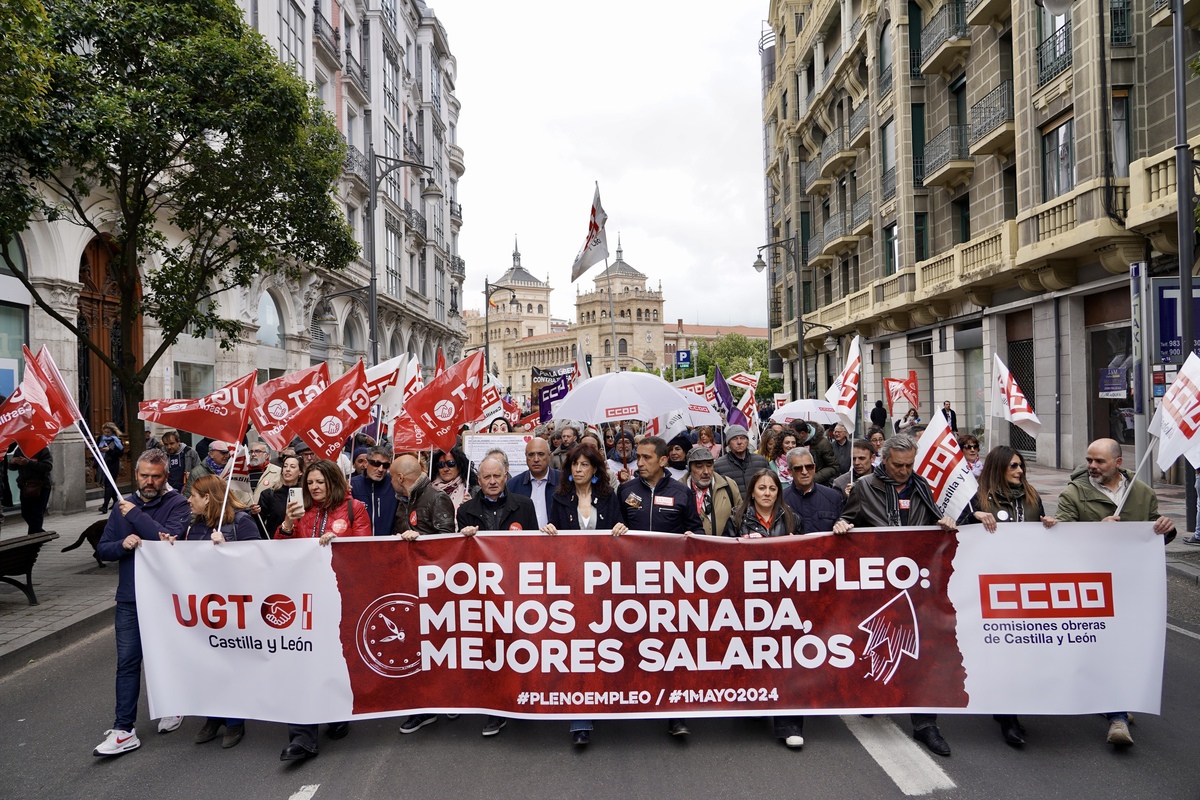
top-left (713, 449), bottom-right (772, 495)
top-left (724, 504), bottom-right (797, 537)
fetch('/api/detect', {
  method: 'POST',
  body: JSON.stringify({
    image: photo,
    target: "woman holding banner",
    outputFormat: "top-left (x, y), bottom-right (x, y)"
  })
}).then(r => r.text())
top-left (276, 460), bottom-right (369, 760)
top-left (541, 443), bottom-right (628, 746)
top-left (182, 475), bottom-right (259, 749)
top-left (958, 445), bottom-right (1056, 748)
top-left (723, 469), bottom-right (804, 749)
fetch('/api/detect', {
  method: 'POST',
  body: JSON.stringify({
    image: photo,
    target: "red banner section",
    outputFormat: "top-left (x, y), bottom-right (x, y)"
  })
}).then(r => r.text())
top-left (331, 530), bottom-right (966, 717)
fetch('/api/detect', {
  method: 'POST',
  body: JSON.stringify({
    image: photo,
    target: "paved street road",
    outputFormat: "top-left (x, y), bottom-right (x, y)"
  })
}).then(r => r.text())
top-left (3, 614), bottom-right (1199, 800)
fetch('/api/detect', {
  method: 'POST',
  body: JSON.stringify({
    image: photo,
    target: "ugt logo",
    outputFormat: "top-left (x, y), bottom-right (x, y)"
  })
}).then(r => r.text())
top-left (172, 593), bottom-right (313, 630)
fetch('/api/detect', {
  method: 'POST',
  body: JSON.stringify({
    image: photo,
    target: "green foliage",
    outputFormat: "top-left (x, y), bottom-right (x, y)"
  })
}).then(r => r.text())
top-left (0, 0), bottom-right (54, 140)
top-left (690, 334), bottom-right (783, 401)
top-left (0, 0), bottom-right (357, 437)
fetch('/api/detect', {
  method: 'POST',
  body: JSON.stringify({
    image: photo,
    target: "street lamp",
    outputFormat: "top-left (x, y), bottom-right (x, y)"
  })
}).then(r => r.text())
top-left (754, 234), bottom-right (807, 398)
top-left (483, 279), bottom-right (520, 379)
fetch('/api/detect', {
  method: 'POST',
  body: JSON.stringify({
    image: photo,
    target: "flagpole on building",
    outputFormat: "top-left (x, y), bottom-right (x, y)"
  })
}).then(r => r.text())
top-left (604, 256), bottom-right (619, 371)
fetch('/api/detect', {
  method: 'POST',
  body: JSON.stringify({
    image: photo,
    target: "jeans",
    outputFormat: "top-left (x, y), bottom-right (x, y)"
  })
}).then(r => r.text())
top-left (570, 719), bottom-right (593, 732)
top-left (20, 486), bottom-right (51, 534)
top-left (113, 602), bottom-right (142, 731)
top-left (911, 713), bottom-right (937, 731)
top-left (1106, 712), bottom-right (1129, 723)
top-left (773, 715), bottom-right (804, 738)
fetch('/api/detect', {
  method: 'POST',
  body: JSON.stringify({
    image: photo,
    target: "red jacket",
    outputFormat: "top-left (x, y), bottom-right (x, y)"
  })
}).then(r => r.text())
top-left (274, 498), bottom-right (371, 540)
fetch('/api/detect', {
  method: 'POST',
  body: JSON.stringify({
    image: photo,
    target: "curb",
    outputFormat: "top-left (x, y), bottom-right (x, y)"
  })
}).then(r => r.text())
top-left (1167, 559), bottom-right (1200, 585)
top-left (0, 602), bottom-right (114, 677)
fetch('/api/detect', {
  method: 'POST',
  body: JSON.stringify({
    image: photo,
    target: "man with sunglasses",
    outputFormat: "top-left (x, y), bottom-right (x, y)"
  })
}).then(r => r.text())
top-left (782, 447), bottom-right (845, 533)
top-left (350, 446), bottom-right (399, 536)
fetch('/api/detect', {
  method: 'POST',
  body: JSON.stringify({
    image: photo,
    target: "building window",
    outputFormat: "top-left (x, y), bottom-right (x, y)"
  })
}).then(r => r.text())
top-left (419, 252), bottom-right (427, 296)
top-left (619, 338), bottom-right (628, 356)
top-left (953, 197), bottom-right (971, 243)
top-left (256, 293), bottom-right (284, 347)
top-left (538, 304), bottom-right (544, 313)
top-left (914, 213), bottom-right (928, 261)
top-left (385, 214), bottom-right (403, 297)
top-left (879, 22), bottom-right (893, 74)
top-left (278, 0), bottom-right (305, 73)
top-left (1041, 117), bottom-right (1074, 201)
top-left (1113, 92), bottom-right (1130, 178)
top-left (883, 223), bottom-right (898, 276)
top-left (383, 48), bottom-right (401, 122)
top-left (384, 123), bottom-right (402, 204)
top-left (435, 263), bottom-right (446, 323)
top-left (604, 340), bottom-right (611, 357)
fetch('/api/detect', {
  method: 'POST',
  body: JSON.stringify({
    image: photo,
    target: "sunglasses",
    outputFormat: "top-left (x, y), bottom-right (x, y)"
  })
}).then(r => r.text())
top-left (964, 444), bottom-right (979, 450)
top-left (790, 464), bottom-right (816, 472)
top-left (437, 460), bottom-right (457, 469)
top-left (1008, 462), bottom-right (1022, 469)
top-left (367, 460), bottom-right (391, 468)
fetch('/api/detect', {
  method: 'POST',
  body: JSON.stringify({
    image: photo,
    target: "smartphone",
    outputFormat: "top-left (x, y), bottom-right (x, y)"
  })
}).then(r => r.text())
top-left (288, 487), bottom-right (303, 507)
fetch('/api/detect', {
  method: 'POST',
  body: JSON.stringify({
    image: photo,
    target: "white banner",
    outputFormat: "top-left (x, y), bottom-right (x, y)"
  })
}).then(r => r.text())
top-left (136, 524), bottom-right (1166, 722)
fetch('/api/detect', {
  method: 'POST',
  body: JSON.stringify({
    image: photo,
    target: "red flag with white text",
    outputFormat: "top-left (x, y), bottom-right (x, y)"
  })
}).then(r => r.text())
top-left (435, 348), bottom-right (446, 378)
top-left (288, 361), bottom-right (373, 460)
top-left (250, 363), bottom-right (330, 451)
top-left (0, 358), bottom-right (60, 454)
top-left (405, 351), bottom-right (486, 452)
top-left (28, 346), bottom-right (81, 428)
top-left (139, 371), bottom-right (257, 444)
top-left (884, 370), bottom-right (920, 417)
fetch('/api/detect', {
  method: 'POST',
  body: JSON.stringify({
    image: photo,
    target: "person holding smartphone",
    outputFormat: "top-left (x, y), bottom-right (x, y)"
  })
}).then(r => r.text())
top-left (255, 455), bottom-right (302, 539)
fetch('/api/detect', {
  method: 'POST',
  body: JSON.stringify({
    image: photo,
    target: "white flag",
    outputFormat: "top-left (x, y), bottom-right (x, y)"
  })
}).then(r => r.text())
top-left (824, 335), bottom-right (861, 433)
top-left (729, 372), bottom-right (760, 392)
top-left (571, 339), bottom-right (590, 387)
top-left (1154, 352), bottom-right (1200, 471)
top-left (992, 353), bottom-right (1041, 436)
top-left (736, 383), bottom-right (761, 450)
top-left (773, 392), bottom-right (789, 409)
top-left (914, 408), bottom-right (977, 521)
top-left (673, 376), bottom-right (706, 397)
top-left (570, 184), bottom-right (609, 281)
top-left (646, 408), bottom-right (689, 441)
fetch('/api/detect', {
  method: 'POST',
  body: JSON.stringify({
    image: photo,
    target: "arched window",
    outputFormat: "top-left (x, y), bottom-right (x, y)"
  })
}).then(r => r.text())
top-left (636, 309), bottom-right (642, 321)
top-left (652, 309), bottom-right (659, 321)
top-left (601, 309), bottom-right (607, 318)
top-left (878, 21), bottom-right (893, 75)
top-left (538, 304), bottom-right (543, 313)
top-left (604, 339), bottom-right (611, 357)
top-left (618, 338), bottom-right (628, 356)
top-left (571, 344), bottom-right (577, 358)
top-left (256, 293), bottom-right (284, 347)
top-left (527, 303), bottom-right (533, 313)
top-left (644, 308), bottom-right (650, 320)
top-left (507, 352), bottom-right (512, 367)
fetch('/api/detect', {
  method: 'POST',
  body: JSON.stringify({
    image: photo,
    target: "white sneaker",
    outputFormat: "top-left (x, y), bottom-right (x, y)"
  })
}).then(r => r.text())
top-left (157, 716), bottom-right (183, 733)
top-left (93, 728), bottom-right (141, 756)
top-left (785, 734), bottom-right (804, 749)
top-left (1106, 720), bottom-right (1133, 746)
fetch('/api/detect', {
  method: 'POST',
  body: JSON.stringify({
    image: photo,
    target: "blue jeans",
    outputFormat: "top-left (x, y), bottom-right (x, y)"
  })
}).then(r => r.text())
top-left (570, 719), bottom-right (593, 732)
top-left (1106, 712), bottom-right (1129, 723)
top-left (113, 602), bottom-right (142, 731)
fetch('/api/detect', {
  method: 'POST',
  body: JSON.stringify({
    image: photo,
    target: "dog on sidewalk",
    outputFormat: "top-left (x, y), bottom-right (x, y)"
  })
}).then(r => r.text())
top-left (61, 519), bottom-right (108, 568)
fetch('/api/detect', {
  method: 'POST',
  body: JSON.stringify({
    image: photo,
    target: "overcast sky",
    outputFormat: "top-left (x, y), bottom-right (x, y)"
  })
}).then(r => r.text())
top-left (428, 1), bottom-right (771, 328)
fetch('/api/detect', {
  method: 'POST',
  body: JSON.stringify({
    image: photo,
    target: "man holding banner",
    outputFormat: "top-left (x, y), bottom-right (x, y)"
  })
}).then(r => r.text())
top-left (832, 435), bottom-right (957, 757)
top-left (93, 448), bottom-right (191, 757)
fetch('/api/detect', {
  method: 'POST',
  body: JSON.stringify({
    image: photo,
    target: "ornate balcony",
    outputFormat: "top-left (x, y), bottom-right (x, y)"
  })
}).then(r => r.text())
top-left (823, 45), bottom-right (843, 86)
top-left (1125, 136), bottom-right (1200, 254)
top-left (404, 128), bottom-right (423, 161)
top-left (912, 221), bottom-right (1018, 310)
top-left (808, 227), bottom-right (835, 268)
top-left (1037, 26), bottom-right (1072, 87)
top-left (450, 201), bottom-right (463, 223)
top-left (449, 255), bottom-right (466, 279)
top-left (1151, 0), bottom-right (1200, 27)
top-left (852, 193), bottom-right (873, 235)
top-left (882, 166), bottom-right (897, 201)
top-left (822, 212), bottom-right (860, 256)
top-left (969, 80), bottom-right (1015, 157)
top-left (923, 125), bottom-right (973, 191)
top-left (344, 47), bottom-right (370, 102)
top-left (312, 3), bottom-right (342, 69)
top-left (879, 64), bottom-right (893, 97)
top-left (803, 160), bottom-right (831, 196)
top-left (966, 0), bottom-right (1011, 28)
top-left (820, 127), bottom-right (856, 177)
top-left (849, 103), bottom-right (870, 149)
top-left (448, 142), bottom-right (465, 175)
top-left (343, 143), bottom-right (369, 189)
top-left (921, 1), bottom-right (970, 76)
top-left (1017, 178), bottom-right (1142, 281)
top-left (405, 199), bottom-right (427, 242)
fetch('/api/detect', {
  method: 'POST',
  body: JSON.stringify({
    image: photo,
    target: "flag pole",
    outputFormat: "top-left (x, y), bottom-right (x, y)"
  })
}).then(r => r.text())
top-left (215, 444), bottom-right (239, 539)
top-left (1113, 444), bottom-right (1157, 518)
top-left (604, 256), bottom-right (618, 371)
top-left (77, 418), bottom-right (123, 499)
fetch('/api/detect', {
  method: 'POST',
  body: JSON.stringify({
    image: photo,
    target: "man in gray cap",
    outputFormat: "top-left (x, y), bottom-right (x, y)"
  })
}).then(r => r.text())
top-left (684, 446), bottom-right (741, 536)
top-left (713, 424), bottom-right (770, 495)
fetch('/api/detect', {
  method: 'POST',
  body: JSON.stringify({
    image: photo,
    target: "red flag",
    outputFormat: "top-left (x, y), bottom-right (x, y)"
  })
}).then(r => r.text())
top-left (28, 346), bottom-right (81, 427)
top-left (250, 363), bottom-right (330, 451)
top-left (287, 361), bottom-right (373, 460)
top-left (435, 348), bottom-right (446, 377)
top-left (391, 414), bottom-right (433, 452)
top-left (884, 370), bottom-right (920, 417)
top-left (0, 361), bottom-right (61, 455)
top-left (502, 398), bottom-right (520, 425)
top-left (404, 350), bottom-right (485, 452)
top-left (139, 371), bottom-right (257, 444)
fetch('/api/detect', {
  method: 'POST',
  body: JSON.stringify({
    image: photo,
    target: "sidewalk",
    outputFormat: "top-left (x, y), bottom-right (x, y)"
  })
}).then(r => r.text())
top-left (2, 466), bottom-right (1199, 674)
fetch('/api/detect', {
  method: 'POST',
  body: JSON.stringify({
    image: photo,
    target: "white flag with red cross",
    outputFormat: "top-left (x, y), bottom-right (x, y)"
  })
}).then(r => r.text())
top-left (824, 335), bottom-right (861, 433)
top-left (992, 353), bottom-right (1041, 437)
top-left (914, 408), bottom-right (977, 521)
top-left (1155, 352), bottom-right (1200, 471)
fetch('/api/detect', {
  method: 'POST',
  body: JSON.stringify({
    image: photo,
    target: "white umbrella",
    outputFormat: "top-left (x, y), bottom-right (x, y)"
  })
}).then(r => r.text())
top-left (771, 398), bottom-right (842, 425)
top-left (675, 389), bottom-right (723, 427)
top-left (553, 371), bottom-right (707, 425)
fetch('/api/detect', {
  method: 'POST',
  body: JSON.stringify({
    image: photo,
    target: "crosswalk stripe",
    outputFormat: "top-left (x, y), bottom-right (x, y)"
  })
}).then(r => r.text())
top-left (288, 785), bottom-right (320, 800)
top-left (841, 715), bottom-right (956, 796)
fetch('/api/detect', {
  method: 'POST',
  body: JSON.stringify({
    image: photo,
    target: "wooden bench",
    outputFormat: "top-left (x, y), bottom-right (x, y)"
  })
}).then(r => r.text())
top-left (0, 532), bottom-right (60, 605)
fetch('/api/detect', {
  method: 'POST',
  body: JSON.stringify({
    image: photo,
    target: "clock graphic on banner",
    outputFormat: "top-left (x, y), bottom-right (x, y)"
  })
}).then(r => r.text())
top-left (355, 594), bottom-right (423, 678)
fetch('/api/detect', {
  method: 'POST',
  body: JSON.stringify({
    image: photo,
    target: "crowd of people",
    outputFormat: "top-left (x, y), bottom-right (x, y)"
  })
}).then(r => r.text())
top-left (89, 412), bottom-right (1176, 762)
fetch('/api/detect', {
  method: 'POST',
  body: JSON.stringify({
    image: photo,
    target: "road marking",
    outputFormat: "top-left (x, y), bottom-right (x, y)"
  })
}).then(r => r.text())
top-left (1167, 622), bottom-right (1200, 642)
top-left (288, 785), bottom-right (320, 800)
top-left (841, 715), bottom-right (956, 797)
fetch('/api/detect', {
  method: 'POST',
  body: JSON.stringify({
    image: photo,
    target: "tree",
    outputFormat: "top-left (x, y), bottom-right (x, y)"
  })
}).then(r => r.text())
top-left (0, 0), bottom-right (358, 457)
top-left (0, 0), bottom-right (53, 141)
top-left (693, 334), bottom-right (783, 401)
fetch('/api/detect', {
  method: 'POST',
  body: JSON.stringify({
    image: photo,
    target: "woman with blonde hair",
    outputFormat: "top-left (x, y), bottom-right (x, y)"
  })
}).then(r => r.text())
top-left (97, 422), bottom-right (125, 514)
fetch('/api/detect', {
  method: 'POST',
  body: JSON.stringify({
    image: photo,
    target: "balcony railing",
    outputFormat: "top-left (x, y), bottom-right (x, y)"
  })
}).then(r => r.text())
top-left (879, 64), bottom-right (894, 96)
top-left (850, 17), bottom-right (863, 41)
top-left (1111, 0), bottom-right (1134, 45)
top-left (344, 143), bottom-right (369, 185)
top-left (806, 85), bottom-right (817, 111)
top-left (924, 125), bottom-right (969, 175)
top-left (850, 103), bottom-right (870, 141)
top-left (345, 47), bottom-right (369, 94)
top-left (450, 200), bottom-right (463, 221)
top-left (823, 45), bottom-right (843, 85)
top-left (970, 80), bottom-right (1014, 142)
top-left (313, 4), bottom-right (341, 63)
top-left (882, 166), bottom-right (897, 200)
top-left (1152, 0), bottom-right (1168, 11)
top-left (821, 127), bottom-right (848, 166)
top-left (921, 1), bottom-right (968, 62)
top-left (824, 213), bottom-right (845, 244)
top-left (405, 200), bottom-right (427, 238)
top-left (449, 255), bottom-right (466, 278)
top-left (853, 193), bottom-right (872, 229)
top-left (808, 228), bottom-right (824, 257)
top-left (1037, 25), bottom-right (1072, 86)
top-left (910, 48), bottom-right (923, 77)
top-left (913, 155), bottom-right (926, 187)
top-left (404, 129), bottom-right (423, 161)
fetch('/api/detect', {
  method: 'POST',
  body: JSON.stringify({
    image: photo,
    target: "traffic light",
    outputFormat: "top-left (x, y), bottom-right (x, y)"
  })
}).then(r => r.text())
top-left (585, 353), bottom-right (592, 369)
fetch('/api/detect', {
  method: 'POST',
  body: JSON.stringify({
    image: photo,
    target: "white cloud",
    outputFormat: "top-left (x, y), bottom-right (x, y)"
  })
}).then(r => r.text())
top-left (429, 1), bottom-right (771, 328)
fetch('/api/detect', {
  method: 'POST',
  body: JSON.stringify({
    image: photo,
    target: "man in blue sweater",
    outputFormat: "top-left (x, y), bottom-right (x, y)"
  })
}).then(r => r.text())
top-left (92, 448), bottom-right (191, 757)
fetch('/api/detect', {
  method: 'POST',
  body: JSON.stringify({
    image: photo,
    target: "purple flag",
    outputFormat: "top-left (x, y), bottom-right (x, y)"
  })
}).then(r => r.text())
top-left (713, 366), bottom-right (750, 429)
top-left (539, 374), bottom-right (571, 422)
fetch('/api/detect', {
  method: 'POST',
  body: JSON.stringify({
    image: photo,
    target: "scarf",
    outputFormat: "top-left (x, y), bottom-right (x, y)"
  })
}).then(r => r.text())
top-left (432, 475), bottom-right (464, 495)
top-left (871, 464), bottom-right (938, 527)
top-left (204, 455), bottom-right (224, 475)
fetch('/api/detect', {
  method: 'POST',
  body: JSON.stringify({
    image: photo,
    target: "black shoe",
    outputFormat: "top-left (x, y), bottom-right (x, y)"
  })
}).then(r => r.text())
top-left (221, 724), bottom-right (245, 749)
top-left (668, 719), bottom-right (690, 737)
top-left (399, 714), bottom-right (437, 734)
top-left (572, 730), bottom-right (590, 746)
top-left (481, 717), bottom-right (507, 737)
top-left (914, 725), bottom-right (951, 756)
top-left (327, 722), bottom-right (349, 740)
top-left (1000, 722), bottom-right (1025, 746)
top-left (280, 742), bottom-right (316, 761)
top-left (194, 718), bottom-right (222, 744)
top-left (98, 507), bottom-right (109, 515)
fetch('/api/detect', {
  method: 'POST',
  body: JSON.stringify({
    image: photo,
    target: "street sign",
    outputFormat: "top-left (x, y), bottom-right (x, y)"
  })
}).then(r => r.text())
top-left (675, 350), bottom-right (691, 368)
top-left (1150, 278), bottom-right (1200, 362)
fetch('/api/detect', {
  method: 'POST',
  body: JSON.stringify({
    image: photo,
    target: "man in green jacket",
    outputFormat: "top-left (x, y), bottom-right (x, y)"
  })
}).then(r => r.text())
top-left (1054, 437), bottom-right (1174, 749)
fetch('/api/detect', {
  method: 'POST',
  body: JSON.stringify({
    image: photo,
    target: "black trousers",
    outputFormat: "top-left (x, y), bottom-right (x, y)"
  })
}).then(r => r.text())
top-left (20, 486), bottom-right (51, 534)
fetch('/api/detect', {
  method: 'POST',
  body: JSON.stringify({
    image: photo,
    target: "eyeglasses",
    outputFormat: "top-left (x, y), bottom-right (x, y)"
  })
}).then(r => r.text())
top-left (367, 460), bottom-right (391, 468)
top-left (963, 444), bottom-right (979, 450)
top-left (790, 464), bottom-right (816, 472)
top-left (436, 460), bottom-right (457, 469)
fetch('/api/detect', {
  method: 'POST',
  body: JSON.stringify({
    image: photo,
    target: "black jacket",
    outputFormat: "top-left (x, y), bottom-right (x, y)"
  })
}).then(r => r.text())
top-left (713, 449), bottom-right (771, 495)
top-left (396, 476), bottom-right (457, 535)
top-left (548, 487), bottom-right (623, 530)
top-left (782, 481), bottom-right (846, 533)
top-left (724, 505), bottom-right (797, 537)
top-left (457, 491), bottom-right (539, 532)
top-left (617, 473), bottom-right (703, 534)
top-left (839, 472), bottom-right (943, 528)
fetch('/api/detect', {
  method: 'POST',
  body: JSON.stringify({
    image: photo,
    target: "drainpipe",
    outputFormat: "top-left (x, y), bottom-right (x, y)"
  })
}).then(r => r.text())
top-left (1054, 295), bottom-right (1062, 467)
